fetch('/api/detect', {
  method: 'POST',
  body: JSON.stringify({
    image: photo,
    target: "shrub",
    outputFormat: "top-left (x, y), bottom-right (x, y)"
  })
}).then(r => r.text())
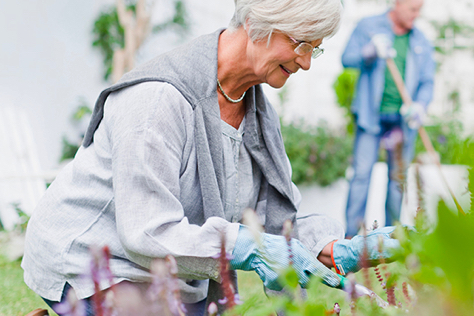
top-left (333, 68), bottom-right (359, 136)
top-left (281, 120), bottom-right (353, 186)
top-left (414, 117), bottom-right (465, 164)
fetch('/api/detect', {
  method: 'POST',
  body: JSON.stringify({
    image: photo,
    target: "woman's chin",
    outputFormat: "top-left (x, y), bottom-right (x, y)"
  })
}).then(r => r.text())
top-left (266, 78), bottom-right (288, 89)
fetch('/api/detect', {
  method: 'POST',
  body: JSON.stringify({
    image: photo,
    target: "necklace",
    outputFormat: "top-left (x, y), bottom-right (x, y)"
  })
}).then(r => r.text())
top-left (217, 79), bottom-right (246, 103)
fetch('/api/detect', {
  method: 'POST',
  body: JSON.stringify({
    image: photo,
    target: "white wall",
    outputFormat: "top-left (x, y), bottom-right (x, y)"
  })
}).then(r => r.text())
top-left (0, 0), bottom-right (111, 170)
top-left (1, 0), bottom-right (473, 172)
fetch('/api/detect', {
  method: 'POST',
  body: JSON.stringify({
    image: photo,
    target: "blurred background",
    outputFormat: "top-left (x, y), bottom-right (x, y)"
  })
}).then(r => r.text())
top-left (1, 0), bottom-right (473, 231)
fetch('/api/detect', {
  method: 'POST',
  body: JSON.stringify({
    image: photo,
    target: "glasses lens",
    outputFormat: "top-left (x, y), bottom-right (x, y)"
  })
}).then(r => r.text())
top-left (312, 47), bottom-right (324, 59)
top-left (295, 42), bottom-right (313, 55)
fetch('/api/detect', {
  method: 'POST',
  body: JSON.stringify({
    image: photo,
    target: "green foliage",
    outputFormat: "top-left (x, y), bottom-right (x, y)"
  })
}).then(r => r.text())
top-left (227, 270), bottom-right (340, 316)
top-left (60, 136), bottom-right (80, 162)
top-left (470, 165), bottom-right (474, 214)
top-left (281, 120), bottom-right (353, 186)
top-left (0, 255), bottom-right (54, 315)
top-left (225, 134), bottom-right (474, 315)
top-left (450, 136), bottom-right (474, 166)
top-left (431, 18), bottom-right (474, 54)
top-left (392, 140), bottom-right (474, 315)
top-left (92, 0), bottom-right (188, 81)
top-left (60, 102), bottom-right (92, 162)
top-left (152, 0), bottom-right (189, 34)
top-left (11, 203), bottom-right (29, 233)
top-left (72, 104), bottom-right (92, 121)
top-left (394, 204), bottom-right (474, 315)
top-left (0, 204), bottom-right (30, 233)
top-left (333, 68), bottom-right (359, 135)
top-left (92, 6), bottom-right (125, 80)
top-left (414, 85), bottom-right (474, 166)
top-left (414, 117), bottom-right (467, 164)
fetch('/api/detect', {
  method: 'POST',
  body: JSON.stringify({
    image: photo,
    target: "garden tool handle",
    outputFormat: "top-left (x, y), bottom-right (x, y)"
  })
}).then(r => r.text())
top-left (385, 59), bottom-right (438, 158)
top-left (385, 58), bottom-right (465, 215)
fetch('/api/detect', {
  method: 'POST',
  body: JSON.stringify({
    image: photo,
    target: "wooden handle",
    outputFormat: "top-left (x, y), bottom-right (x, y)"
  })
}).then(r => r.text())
top-left (386, 58), bottom-right (412, 105)
top-left (385, 58), bottom-right (465, 215)
top-left (25, 309), bottom-right (49, 316)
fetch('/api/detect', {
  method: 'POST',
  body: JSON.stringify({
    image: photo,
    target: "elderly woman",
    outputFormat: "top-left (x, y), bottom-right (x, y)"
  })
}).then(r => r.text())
top-left (22, 0), bottom-right (400, 315)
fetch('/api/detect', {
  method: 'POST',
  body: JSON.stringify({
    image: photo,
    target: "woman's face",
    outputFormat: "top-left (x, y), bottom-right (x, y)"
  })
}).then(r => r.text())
top-left (247, 32), bottom-right (323, 88)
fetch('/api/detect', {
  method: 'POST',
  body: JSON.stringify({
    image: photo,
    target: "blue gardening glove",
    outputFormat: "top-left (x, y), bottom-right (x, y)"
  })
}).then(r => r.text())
top-left (331, 226), bottom-right (400, 275)
top-left (400, 102), bottom-right (426, 129)
top-left (230, 225), bottom-right (343, 291)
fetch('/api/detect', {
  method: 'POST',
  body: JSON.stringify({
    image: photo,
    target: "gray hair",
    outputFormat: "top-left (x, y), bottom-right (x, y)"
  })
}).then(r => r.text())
top-left (229, 0), bottom-right (343, 42)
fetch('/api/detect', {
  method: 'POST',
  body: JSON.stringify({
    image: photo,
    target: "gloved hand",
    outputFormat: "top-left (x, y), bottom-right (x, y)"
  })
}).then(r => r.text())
top-left (372, 34), bottom-right (397, 59)
top-left (400, 101), bottom-right (426, 129)
top-left (230, 225), bottom-right (343, 291)
top-left (331, 226), bottom-right (400, 275)
top-left (362, 34), bottom-right (396, 63)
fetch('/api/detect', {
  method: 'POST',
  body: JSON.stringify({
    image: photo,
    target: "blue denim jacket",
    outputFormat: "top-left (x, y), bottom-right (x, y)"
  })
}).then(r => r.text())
top-left (341, 11), bottom-right (435, 140)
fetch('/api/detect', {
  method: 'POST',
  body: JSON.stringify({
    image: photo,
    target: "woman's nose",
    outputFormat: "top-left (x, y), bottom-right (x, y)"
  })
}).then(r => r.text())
top-left (296, 53), bottom-right (312, 71)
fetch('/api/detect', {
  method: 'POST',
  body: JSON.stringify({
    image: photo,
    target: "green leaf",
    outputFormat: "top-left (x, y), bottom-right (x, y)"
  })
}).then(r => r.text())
top-left (281, 120), bottom-right (353, 186)
top-left (60, 137), bottom-right (80, 161)
top-left (302, 302), bottom-right (326, 316)
top-left (419, 201), bottom-right (474, 302)
top-left (279, 267), bottom-right (299, 289)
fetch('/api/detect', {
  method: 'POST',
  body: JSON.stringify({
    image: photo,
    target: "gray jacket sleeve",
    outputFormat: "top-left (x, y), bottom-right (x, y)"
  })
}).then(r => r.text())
top-left (105, 82), bottom-right (240, 280)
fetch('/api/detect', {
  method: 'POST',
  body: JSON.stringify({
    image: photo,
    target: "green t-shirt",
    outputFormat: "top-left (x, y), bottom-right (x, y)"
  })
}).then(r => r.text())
top-left (380, 33), bottom-right (410, 114)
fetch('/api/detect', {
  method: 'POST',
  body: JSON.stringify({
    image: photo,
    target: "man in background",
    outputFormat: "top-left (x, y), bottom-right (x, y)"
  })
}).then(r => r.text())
top-left (341, 0), bottom-right (435, 237)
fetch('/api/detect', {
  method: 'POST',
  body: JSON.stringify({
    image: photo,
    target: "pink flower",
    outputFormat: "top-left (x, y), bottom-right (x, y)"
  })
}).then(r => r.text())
top-left (208, 302), bottom-right (218, 316)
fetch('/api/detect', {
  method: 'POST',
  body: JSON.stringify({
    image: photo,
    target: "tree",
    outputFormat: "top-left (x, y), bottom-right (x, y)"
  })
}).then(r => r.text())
top-left (112, 0), bottom-right (152, 82)
top-left (92, 0), bottom-right (188, 82)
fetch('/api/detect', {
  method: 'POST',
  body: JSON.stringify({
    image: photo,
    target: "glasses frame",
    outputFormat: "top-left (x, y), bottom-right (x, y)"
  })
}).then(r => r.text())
top-left (288, 36), bottom-right (324, 59)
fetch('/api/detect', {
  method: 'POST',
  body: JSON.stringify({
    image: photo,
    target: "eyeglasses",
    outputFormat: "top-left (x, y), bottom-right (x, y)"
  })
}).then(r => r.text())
top-left (289, 36), bottom-right (324, 59)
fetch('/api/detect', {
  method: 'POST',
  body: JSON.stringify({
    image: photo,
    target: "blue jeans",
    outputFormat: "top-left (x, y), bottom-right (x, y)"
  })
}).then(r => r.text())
top-left (42, 282), bottom-right (207, 316)
top-left (345, 114), bottom-right (416, 237)
top-left (42, 283), bottom-right (94, 316)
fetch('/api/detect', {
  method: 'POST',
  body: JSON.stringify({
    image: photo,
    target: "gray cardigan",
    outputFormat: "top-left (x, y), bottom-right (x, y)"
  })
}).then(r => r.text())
top-left (23, 29), bottom-right (299, 308)
top-left (84, 29), bottom-right (299, 232)
top-left (83, 29), bottom-right (300, 310)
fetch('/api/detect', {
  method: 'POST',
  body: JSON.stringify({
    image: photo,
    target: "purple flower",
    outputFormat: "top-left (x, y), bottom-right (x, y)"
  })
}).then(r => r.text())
top-left (147, 257), bottom-right (186, 316)
top-left (342, 274), bottom-right (358, 301)
top-left (437, 135), bottom-right (447, 144)
top-left (54, 290), bottom-right (86, 316)
top-left (381, 128), bottom-right (403, 151)
top-left (208, 302), bottom-right (218, 316)
top-left (111, 282), bottom-right (149, 316)
top-left (233, 293), bottom-right (243, 305)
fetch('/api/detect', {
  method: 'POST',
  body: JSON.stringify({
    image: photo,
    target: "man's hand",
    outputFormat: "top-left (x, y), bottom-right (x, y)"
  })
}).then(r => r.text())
top-left (400, 102), bottom-right (426, 129)
top-left (372, 34), bottom-right (397, 59)
top-left (362, 34), bottom-right (396, 63)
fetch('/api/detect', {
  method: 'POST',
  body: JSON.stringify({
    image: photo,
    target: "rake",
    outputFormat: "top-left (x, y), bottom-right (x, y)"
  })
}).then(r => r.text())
top-left (385, 57), bottom-right (465, 215)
